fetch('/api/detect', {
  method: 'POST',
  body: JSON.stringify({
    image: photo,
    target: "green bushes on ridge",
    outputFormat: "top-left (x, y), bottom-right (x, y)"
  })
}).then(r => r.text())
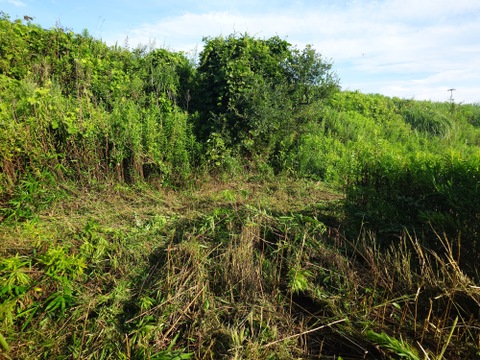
top-left (0, 15), bottom-right (197, 214)
top-left (2, 14), bottom-right (480, 259)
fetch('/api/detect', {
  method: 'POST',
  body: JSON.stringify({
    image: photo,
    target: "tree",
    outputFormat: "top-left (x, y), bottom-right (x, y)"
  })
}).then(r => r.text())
top-left (192, 33), bottom-right (339, 148)
top-left (283, 44), bottom-right (339, 105)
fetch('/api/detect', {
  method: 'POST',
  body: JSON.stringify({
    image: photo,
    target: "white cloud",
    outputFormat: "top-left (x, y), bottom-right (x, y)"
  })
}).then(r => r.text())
top-left (2, 0), bottom-right (27, 7)
top-left (116, 11), bottom-right (303, 52)
top-left (108, 0), bottom-right (480, 103)
top-left (384, 0), bottom-right (480, 21)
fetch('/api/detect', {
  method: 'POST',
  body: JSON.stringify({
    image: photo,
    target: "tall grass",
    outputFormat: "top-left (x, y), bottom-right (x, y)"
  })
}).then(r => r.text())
top-left (345, 149), bottom-right (480, 277)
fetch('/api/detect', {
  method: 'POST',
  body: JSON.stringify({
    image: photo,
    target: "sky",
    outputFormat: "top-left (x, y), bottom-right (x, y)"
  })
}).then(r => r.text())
top-left (1, 0), bottom-right (480, 104)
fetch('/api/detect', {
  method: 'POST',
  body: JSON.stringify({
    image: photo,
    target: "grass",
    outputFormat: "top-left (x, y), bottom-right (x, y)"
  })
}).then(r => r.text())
top-left (0, 175), bottom-right (479, 359)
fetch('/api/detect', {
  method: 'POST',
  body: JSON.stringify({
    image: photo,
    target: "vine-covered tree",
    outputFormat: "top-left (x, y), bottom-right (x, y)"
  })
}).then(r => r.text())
top-left (192, 33), bottom-right (339, 148)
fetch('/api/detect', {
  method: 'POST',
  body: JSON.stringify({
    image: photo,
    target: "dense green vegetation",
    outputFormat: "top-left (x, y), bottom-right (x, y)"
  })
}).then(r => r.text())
top-left (1, 14), bottom-right (479, 359)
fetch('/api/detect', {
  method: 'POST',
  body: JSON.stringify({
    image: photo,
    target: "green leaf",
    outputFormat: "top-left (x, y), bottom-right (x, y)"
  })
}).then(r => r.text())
top-left (0, 331), bottom-right (10, 352)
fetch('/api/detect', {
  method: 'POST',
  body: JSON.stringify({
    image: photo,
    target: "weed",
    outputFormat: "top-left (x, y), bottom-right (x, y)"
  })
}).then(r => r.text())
top-left (38, 246), bottom-right (86, 279)
top-left (367, 330), bottom-right (420, 359)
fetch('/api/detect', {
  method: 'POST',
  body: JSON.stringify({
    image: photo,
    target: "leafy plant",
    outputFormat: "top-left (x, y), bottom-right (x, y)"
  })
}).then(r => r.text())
top-left (44, 285), bottom-right (75, 315)
top-left (0, 331), bottom-right (9, 352)
top-left (288, 265), bottom-right (312, 294)
top-left (0, 254), bottom-right (31, 296)
top-left (2, 171), bottom-right (58, 221)
top-left (366, 330), bottom-right (420, 360)
top-left (38, 246), bottom-right (86, 279)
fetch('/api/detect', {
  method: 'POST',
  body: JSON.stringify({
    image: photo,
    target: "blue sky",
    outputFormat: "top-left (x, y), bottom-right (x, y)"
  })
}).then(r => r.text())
top-left (1, 0), bottom-right (479, 103)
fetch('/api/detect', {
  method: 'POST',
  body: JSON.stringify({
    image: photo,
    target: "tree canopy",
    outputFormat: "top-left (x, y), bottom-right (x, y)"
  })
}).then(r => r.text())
top-left (192, 33), bottom-right (339, 146)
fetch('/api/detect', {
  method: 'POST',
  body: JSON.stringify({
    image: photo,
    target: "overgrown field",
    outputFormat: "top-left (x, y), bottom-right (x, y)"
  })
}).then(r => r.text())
top-left (1, 15), bottom-right (480, 359)
top-left (2, 178), bottom-right (479, 359)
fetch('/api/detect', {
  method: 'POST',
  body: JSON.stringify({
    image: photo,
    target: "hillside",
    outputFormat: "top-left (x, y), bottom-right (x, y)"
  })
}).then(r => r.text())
top-left (1, 15), bottom-right (480, 359)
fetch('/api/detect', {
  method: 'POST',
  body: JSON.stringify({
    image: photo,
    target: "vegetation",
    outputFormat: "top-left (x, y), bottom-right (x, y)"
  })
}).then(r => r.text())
top-left (193, 34), bottom-right (338, 150)
top-left (1, 14), bottom-right (479, 359)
